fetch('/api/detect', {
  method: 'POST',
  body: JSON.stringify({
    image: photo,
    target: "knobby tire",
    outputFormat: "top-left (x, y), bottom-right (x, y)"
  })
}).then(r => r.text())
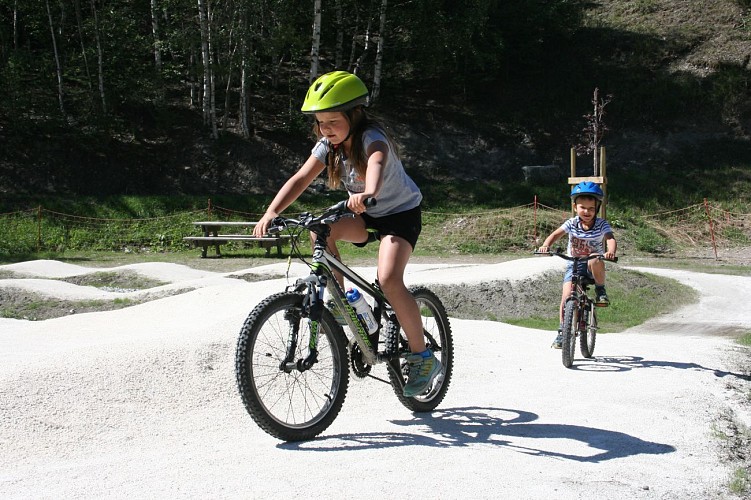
top-left (561, 299), bottom-right (578, 368)
top-left (386, 286), bottom-right (453, 411)
top-left (580, 303), bottom-right (597, 358)
top-left (235, 292), bottom-right (350, 441)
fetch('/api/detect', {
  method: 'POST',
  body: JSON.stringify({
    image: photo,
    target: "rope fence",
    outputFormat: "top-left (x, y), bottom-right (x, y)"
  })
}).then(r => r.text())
top-left (1, 198), bottom-right (749, 258)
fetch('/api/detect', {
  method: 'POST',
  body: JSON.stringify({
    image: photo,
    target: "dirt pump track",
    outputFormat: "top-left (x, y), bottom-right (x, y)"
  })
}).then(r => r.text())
top-left (0, 257), bottom-right (750, 499)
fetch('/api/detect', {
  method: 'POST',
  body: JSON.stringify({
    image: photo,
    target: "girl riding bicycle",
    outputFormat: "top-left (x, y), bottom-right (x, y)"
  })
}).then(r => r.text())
top-left (253, 70), bottom-right (440, 397)
top-left (538, 181), bottom-right (618, 348)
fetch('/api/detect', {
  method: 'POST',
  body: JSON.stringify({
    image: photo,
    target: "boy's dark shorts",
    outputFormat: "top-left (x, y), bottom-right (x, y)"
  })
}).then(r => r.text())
top-left (356, 205), bottom-right (422, 250)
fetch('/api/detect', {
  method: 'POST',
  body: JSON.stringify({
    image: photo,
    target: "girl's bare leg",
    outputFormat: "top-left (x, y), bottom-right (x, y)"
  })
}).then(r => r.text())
top-left (376, 235), bottom-right (426, 353)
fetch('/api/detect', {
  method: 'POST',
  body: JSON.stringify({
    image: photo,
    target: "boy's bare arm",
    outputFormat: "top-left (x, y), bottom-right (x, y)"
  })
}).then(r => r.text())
top-left (604, 233), bottom-right (617, 259)
top-left (538, 228), bottom-right (566, 252)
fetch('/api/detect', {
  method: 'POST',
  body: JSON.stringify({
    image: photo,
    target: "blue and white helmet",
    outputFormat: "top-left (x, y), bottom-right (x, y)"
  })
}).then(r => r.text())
top-left (570, 181), bottom-right (604, 201)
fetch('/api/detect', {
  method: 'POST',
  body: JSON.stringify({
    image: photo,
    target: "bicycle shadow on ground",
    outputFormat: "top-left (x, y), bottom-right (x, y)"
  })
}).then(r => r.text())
top-left (568, 355), bottom-right (751, 381)
top-left (284, 406), bottom-right (675, 462)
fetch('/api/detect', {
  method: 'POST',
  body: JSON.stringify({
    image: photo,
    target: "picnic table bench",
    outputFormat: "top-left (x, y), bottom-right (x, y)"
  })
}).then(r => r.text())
top-left (184, 221), bottom-right (293, 258)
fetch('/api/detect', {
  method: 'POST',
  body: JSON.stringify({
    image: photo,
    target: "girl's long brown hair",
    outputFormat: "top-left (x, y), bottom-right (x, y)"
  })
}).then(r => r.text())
top-left (312, 107), bottom-right (401, 189)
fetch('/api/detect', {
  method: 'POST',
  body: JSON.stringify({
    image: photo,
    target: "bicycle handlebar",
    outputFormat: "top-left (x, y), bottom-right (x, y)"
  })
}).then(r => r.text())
top-left (268, 197), bottom-right (377, 234)
top-left (534, 249), bottom-right (618, 263)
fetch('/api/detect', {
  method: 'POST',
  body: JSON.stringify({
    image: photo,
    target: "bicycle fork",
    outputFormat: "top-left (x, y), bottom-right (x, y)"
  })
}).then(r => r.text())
top-left (279, 274), bottom-right (328, 374)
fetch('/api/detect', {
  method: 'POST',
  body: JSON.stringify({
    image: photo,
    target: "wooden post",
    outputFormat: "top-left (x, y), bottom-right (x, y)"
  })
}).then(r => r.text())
top-left (568, 146), bottom-right (608, 218)
top-left (37, 205), bottom-right (42, 252)
top-left (570, 147), bottom-right (576, 178)
top-left (600, 147), bottom-right (607, 219)
top-left (570, 148), bottom-right (576, 214)
top-left (703, 198), bottom-right (718, 259)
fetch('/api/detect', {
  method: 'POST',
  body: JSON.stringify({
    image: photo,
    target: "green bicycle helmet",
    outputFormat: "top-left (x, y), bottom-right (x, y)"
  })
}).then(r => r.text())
top-left (301, 71), bottom-right (369, 113)
top-left (570, 181), bottom-right (604, 201)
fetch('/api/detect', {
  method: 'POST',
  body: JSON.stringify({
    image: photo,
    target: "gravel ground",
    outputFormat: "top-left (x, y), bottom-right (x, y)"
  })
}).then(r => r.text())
top-left (1, 257), bottom-right (750, 499)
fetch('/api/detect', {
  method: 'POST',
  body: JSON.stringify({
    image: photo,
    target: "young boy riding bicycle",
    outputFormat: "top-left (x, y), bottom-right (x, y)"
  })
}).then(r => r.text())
top-left (537, 181), bottom-right (618, 349)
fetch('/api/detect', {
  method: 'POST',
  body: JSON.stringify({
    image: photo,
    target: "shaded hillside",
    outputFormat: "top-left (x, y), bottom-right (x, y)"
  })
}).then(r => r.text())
top-left (1, 0), bottom-right (749, 209)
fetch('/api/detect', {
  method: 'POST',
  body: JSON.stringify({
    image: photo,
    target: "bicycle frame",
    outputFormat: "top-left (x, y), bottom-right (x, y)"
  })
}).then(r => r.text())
top-left (293, 247), bottom-right (390, 366)
top-left (279, 201), bottom-right (394, 367)
top-left (566, 261), bottom-right (594, 308)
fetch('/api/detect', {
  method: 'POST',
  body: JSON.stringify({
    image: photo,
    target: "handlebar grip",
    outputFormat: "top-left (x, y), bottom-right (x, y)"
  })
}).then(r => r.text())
top-left (364, 197), bottom-right (377, 208)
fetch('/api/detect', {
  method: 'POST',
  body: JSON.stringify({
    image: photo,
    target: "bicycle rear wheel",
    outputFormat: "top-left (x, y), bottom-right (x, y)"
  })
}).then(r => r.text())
top-left (561, 299), bottom-right (578, 368)
top-left (235, 291), bottom-right (349, 441)
top-left (580, 302), bottom-right (597, 358)
top-left (386, 286), bottom-right (453, 411)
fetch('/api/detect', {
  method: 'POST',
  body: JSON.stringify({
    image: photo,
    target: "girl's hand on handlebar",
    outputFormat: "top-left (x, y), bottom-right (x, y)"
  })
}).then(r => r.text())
top-left (253, 212), bottom-right (277, 237)
top-left (347, 193), bottom-right (372, 214)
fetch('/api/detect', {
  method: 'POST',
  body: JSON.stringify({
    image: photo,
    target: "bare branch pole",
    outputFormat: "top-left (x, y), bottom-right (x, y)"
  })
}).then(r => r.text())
top-left (576, 87), bottom-right (612, 176)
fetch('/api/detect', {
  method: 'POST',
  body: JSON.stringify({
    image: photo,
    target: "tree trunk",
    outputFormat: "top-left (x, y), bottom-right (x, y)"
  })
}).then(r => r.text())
top-left (352, 18), bottom-right (371, 75)
top-left (13, 0), bottom-right (19, 50)
top-left (347, 11), bottom-right (359, 69)
top-left (45, 0), bottom-right (65, 116)
top-left (335, 0), bottom-right (344, 69)
top-left (189, 48), bottom-right (198, 108)
top-left (72, 0), bottom-right (92, 92)
top-left (150, 0), bottom-right (163, 75)
top-left (197, 0), bottom-right (217, 138)
top-left (371, 0), bottom-right (387, 102)
top-left (223, 25), bottom-right (237, 131)
top-left (207, 1), bottom-right (218, 138)
top-left (238, 6), bottom-right (250, 138)
top-left (90, 0), bottom-right (107, 114)
top-left (309, 0), bottom-right (322, 82)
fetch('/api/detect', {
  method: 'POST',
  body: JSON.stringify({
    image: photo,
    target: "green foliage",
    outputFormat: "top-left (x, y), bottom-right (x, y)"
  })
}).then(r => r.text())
top-left (730, 467), bottom-right (750, 495)
top-left (633, 226), bottom-right (674, 254)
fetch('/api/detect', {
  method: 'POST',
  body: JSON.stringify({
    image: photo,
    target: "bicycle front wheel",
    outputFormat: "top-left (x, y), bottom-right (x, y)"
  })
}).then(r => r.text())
top-left (235, 291), bottom-right (350, 441)
top-left (387, 286), bottom-right (453, 412)
top-left (561, 299), bottom-right (578, 368)
top-left (580, 303), bottom-right (597, 358)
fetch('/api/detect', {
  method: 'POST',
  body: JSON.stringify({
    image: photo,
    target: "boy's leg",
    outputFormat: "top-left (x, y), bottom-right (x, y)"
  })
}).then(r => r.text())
top-left (589, 259), bottom-right (609, 306)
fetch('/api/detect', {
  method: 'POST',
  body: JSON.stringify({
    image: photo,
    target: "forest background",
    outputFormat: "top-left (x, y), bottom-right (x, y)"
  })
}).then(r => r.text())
top-left (1, 0), bottom-right (750, 227)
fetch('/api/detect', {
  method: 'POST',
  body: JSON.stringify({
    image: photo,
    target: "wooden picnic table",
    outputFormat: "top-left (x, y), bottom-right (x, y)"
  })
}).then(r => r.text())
top-left (184, 221), bottom-right (292, 258)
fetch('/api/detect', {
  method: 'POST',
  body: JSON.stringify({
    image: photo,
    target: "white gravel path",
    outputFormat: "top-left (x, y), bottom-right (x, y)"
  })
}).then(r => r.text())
top-left (1, 257), bottom-right (749, 499)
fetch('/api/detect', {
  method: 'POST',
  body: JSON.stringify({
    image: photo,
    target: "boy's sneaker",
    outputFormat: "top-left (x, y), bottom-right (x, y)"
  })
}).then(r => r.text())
top-left (551, 330), bottom-right (563, 349)
top-left (594, 287), bottom-right (610, 307)
top-left (326, 300), bottom-right (347, 326)
top-left (403, 352), bottom-right (442, 397)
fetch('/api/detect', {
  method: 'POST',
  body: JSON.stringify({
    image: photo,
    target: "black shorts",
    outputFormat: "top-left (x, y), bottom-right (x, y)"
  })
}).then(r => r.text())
top-left (357, 205), bottom-right (422, 250)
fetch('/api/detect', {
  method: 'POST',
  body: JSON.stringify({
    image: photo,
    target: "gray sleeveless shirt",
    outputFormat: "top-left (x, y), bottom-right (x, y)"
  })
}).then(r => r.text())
top-left (311, 128), bottom-right (422, 217)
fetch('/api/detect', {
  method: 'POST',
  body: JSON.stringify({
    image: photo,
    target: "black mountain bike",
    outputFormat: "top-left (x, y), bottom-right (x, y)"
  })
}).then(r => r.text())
top-left (235, 199), bottom-right (453, 441)
top-left (535, 250), bottom-right (617, 368)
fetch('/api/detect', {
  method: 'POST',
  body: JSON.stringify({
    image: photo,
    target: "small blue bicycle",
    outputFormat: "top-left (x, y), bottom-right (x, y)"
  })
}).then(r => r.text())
top-left (536, 250), bottom-right (617, 368)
